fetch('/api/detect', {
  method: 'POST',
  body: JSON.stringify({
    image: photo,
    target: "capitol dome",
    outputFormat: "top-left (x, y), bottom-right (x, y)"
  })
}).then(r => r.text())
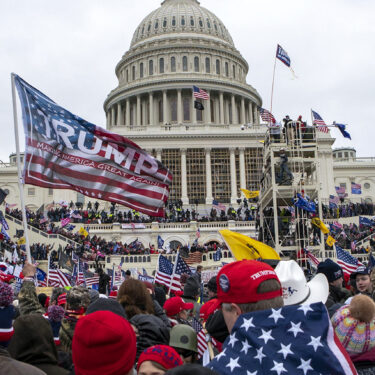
top-left (130, 0), bottom-right (234, 48)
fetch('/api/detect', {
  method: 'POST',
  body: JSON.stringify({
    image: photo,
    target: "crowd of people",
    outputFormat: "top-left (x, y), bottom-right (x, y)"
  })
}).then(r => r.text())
top-left (1, 255), bottom-right (375, 374)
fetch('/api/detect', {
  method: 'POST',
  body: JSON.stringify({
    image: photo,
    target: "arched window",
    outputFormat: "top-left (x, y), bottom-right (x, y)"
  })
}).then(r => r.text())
top-left (126, 69), bottom-right (129, 82)
top-left (233, 65), bottom-right (236, 78)
top-left (163, 18), bottom-right (167, 28)
top-left (171, 56), bottom-right (176, 72)
top-left (159, 58), bottom-right (164, 73)
top-left (214, 22), bottom-right (218, 31)
top-left (140, 62), bottom-right (144, 78)
top-left (172, 16), bottom-right (176, 26)
top-left (183, 56), bottom-right (188, 72)
top-left (154, 19), bottom-right (159, 29)
top-left (194, 56), bottom-right (199, 72)
top-left (199, 18), bottom-right (203, 27)
top-left (181, 16), bottom-right (185, 26)
top-left (206, 18), bottom-right (211, 28)
top-left (225, 62), bottom-right (229, 77)
top-left (141, 25), bottom-right (145, 36)
top-left (147, 22), bottom-right (151, 32)
top-left (190, 16), bottom-right (194, 26)
top-left (205, 57), bottom-right (210, 73)
top-left (216, 59), bottom-right (220, 74)
top-left (149, 60), bottom-right (153, 75)
top-left (132, 66), bottom-right (135, 80)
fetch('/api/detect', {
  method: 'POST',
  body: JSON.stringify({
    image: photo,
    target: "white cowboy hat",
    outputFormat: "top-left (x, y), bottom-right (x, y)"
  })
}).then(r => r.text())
top-left (275, 260), bottom-right (329, 305)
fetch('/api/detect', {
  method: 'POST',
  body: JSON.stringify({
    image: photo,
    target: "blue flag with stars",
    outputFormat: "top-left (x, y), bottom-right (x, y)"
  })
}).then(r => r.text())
top-left (208, 302), bottom-right (356, 374)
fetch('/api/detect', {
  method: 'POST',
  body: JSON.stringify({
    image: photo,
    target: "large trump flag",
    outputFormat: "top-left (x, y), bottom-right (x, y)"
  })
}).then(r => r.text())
top-left (14, 74), bottom-right (172, 217)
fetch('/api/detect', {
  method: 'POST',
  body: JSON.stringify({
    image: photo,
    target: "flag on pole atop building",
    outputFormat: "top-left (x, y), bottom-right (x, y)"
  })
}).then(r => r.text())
top-left (259, 108), bottom-right (276, 124)
top-left (193, 86), bottom-right (210, 100)
top-left (311, 110), bottom-right (329, 133)
top-left (334, 122), bottom-right (352, 140)
top-left (276, 44), bottom-right (291, 67)
top-left (13, 74), bottom-right (172, 217)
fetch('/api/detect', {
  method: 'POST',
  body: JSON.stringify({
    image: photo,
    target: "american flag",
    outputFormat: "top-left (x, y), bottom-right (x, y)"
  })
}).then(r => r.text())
top-left (154, 254), bottom-right (191, 291)
top-left (212, 199), bottom-right (226, 212)
top-left (311, 110), bottom-right (329, 133)
top-left (193, 86), bottom-right (210, 100)
top-left (192, 317), bottom-right (209, 357)
top-left (71, 211), bottom-right (82, 220)
top-left (329, 194), bottom-right (340, 208)
top-left (83, 268), bottom-right (99, 286)
top-left (154, 255), bottom-right (174, 288)
top-left (208, 303), bottom-right (357, 375)
top-left (302, 248), bottom-right (320, 270)
top-left (76, 260), bottom-right (85, 286)
top-left (48, 255), bottom-right (71, 287)
top-left (14, 74), bottom-right (172, 217)
top-left (336, 245), bottom-right (363, 277)
top-left (259, 108), bottom-right (276, 124)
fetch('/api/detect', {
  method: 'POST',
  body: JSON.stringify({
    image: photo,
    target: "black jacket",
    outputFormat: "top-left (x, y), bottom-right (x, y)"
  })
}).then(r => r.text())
top-left (206, 310), bottom-right (229, 344)
top-left (130, 314), bottom-right (170, 362)
top-left (8, 314), bottom-right (68, 375)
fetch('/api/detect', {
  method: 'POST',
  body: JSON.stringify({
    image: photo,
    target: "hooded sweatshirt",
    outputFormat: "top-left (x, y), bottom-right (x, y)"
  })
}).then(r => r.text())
top-left (8, 314), bottom-right (68, 375)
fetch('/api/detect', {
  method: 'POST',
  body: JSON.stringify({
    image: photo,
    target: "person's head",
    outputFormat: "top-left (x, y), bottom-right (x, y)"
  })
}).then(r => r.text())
top-left (352, 266), bottom-right (372, 294)
top-left (317, 259), bottom-right (344, 288)
top-left (72, 310), bottom-right (136, 375)
top-left (163, 297), bottom-right (193, 321)
top-left (183, 277), bottom-right (200, 299)
top-left (67, 286), bottom-right (90, 312)
top-left (86, 296), bottom-right (127, 318)
top-left (0, 281), bottom-right (15, 347)
top-left (169, 325), bottom-right (198, 364)
top-left (196, 266), bottom-right (203, 274)
top-left (207, 276), bottom-right (217, 299)
top-left (117, 278), bottom-right (154, 319)
top-left (137, 345), bottom-right (183, 375)
top-left (216, 260), bottom-right (283, 332)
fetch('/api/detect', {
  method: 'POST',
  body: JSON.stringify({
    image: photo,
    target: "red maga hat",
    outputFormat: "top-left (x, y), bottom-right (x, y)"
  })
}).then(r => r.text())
top-left (163, 296), bottom-right (193, 317)
top-left (137, 345), bottom-right (183, 372)
top-left (216, 260), bottom-right (282, 304)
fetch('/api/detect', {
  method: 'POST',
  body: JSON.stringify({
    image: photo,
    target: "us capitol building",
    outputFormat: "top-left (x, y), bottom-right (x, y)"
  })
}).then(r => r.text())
top-left (1, 0), bottom-right (375, 250)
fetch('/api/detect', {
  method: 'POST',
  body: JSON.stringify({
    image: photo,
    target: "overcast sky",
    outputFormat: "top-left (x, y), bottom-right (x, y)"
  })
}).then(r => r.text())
top-left (1, 0), bottom-right (374, 162)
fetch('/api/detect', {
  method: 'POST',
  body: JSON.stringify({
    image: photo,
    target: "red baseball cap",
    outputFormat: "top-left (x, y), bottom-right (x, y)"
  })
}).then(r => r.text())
top-left (200, 298), bottom-right (219, 321)
top-left (163, 297), bottom-right (194, 317)
top-left (217, 260), bottom-right (282, 304)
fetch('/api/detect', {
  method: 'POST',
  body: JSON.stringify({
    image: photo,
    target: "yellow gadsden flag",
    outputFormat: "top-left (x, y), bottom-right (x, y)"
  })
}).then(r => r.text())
top-left (78, 227), bottom-right (89, 238)
top-left (326, 235), bottom-right (336, 247)
top-left (17, 237), bottom-right (26, 245)
top-left (219, 229), bottom-right (280, 261)
top-left (311, 217), bottom-right (330, 234)
top-left (240, 189), bottom-right (260, 199)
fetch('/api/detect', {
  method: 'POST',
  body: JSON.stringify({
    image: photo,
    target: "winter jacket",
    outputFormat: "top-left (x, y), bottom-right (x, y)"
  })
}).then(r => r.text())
top-left (0, 346), bottom-right (46, 375)
top-left (60, 311), bottom-right (85, 354)
top-left (205, 309), bottom-right (229, 343)
top-left (130, 314), bottom-right (170, 362)
top-left (8, 314), bottom-right (68, 375)
top-left (153, 299), bottom-right (171, 328)
top-left (18, 280), bottom-right (45, 316)
top-left (326, 284), bottom-right (351, 312)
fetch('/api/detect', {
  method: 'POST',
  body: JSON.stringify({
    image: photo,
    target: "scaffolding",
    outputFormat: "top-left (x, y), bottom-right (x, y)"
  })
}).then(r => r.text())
top-left (259, 121), bottom-right (325, 261)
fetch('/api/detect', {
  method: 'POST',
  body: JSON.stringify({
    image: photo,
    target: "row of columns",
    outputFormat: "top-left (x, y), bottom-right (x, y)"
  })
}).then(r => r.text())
top-left (154, 147), bottom-right (247, 205)
top-left (106, 89), bottom-right (260, 127)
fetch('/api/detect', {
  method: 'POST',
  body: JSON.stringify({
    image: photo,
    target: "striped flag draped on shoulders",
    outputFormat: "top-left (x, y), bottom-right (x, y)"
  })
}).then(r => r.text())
top-left (311, 110), bottom-right (329, 133)
top-left (193, 86), bottom-right (210, 100)
top-left (13, 74), bottom-right (172, 217)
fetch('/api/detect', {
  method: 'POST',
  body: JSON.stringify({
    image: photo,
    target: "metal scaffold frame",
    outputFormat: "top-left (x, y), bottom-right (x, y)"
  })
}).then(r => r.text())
top-left (258, 121), bottom-right (325, 262)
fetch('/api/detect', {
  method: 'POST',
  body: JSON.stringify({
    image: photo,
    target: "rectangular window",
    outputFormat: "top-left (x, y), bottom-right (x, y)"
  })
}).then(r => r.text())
top-left (170, 98), bottom-right (177, 122)
top-left (48, 188), bottom-right (53, 196)
top-left (196, 99), bottom-right (203, 121)
top-left (149, 60), bottom-right (153, 75)
top-left (28, 188), bottom-right (35, 196)
top-left (158, 100), bottom-right (163, 123)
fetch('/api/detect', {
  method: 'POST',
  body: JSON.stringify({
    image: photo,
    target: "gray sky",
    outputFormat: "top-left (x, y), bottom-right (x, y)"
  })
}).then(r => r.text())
top-left (1, 0), bottom-right (374, 161)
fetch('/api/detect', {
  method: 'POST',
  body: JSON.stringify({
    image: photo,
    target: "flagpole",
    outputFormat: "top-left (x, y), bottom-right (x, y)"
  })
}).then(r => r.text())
top-left (11, 73), bottom-right (31, 263)
top-left (47, 254), bottom-right (50, 287)
top-left (168, 251), bottom-right (179, 297)
top-left (270, 55), bottom-right (277, 114)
